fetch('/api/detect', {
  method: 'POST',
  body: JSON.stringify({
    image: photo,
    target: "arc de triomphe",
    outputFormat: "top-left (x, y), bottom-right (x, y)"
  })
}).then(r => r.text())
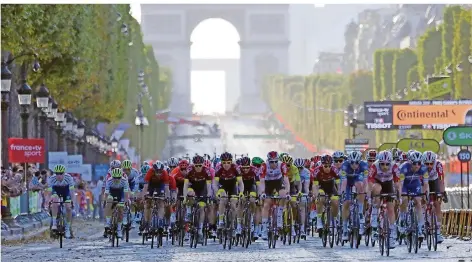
top-left (141, 4), bottom-right (290, 116)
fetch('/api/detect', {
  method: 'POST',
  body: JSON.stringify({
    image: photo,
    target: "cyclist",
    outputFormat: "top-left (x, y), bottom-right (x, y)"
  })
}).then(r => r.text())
top-left (259, 151), bottom-right (289, 240)
top-left (251, 157), bottom-right (264, 175)
top-left (239, 156), bottom-right (260, 236)
top-left (313, 154), bottom-right (340, 232)
top-left (366, 149), bottom-right (377, 167)
top-left (332, 151), bottom-right (345, 170)
top-left (214, 152), bottom-right (244, 234)
top-left (398, 151), bottom-right (429, 238)
top-left (422, 151), bottom-right (446, 243)
top-left (134, 164), bottom-right (150, 232)
top-left (294, 157), bottom-right (312, 238)
top-left (48, 164), bottom-right (75, 239)
top-left (103, 168), bottom-right (130, 239)
top-left (106, 160), bottom-right (122, 179)
top-left (122, 160), bottom-right (139, 226)
top-left (168, 157), bottom-right (179, 173)
top-left (340, 151), bottom-right (369, 239)
top-left (183, 155), bottom-right (213, 240)
top-left (142, 161), bottom-right (170, 233)
top-left (367, 150), bottom-right (401, 248)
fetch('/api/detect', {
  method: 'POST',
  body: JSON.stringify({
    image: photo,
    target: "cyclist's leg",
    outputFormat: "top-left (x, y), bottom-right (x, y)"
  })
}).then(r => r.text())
top-left (216, 188), bottom-right (227, 229)
top-left (185, 187), bottom-right (196, 221)
top-left (261, 180), bottom-right (274, 239)
top-left (342, 179), bottom-right (353, 236)
top-left (354, 178), bottom-right (365, 232)
top-left (63, 193), bottom-right (73, 238)
top-left (412, 180), bottom-right (425, 236)
top-left (384, 181), bottom-right (397, 247)
top-left (370, 182), bottom-right (382, 228)
top-left (429, 179), bottom-right (443, 242)
top-left (105, 195), bottom-right (114, 227)
top-left (50, 193), bottom-right (60, 229)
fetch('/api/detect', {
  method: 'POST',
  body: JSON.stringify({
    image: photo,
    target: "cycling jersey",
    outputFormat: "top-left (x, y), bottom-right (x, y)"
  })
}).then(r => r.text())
top-left (47, 173), bottom-right (75, 202)
top-left (368, 161), bottom-right (400, 183)
top-left (186, 164), bottom-right (212, 197)
top-left (240, 166), bottom-right (259, 194)
top-left (298, 167), bottom-right (311, 182)
top-left (104, 177), bottom-right (130, 202)
top-left (135, 173), bottom-right (146, 192)
top-left (215, 163), bottom-right (241, 196)
top-left (260, 161), bottom-right (287, 181)
top-left (124, 168), bottom-right (139, 192)
top-left (313, 165), bottom-right (340, 196)
top-left (144, 168), bottom-right (170, 195)
top-left (340, 160), bottom-right (368, 200)
top-left (426, 161), bottom-right (444, 181)
top-left (399, 162), bottom-right (428, 195)
top-left (287, 164), bottom-right (301, 183)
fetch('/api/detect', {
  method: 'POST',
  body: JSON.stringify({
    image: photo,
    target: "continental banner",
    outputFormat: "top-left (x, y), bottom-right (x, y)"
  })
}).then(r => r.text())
top-left (364, 100), bottom-right (472, 130)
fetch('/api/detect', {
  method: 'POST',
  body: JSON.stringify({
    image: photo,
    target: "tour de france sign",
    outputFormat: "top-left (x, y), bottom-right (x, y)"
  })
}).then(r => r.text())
top-left (364, 99), bottom-right (472, 130)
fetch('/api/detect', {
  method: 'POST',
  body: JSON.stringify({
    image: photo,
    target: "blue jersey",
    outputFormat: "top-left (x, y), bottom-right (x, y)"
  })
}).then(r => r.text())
top-left (340, 160), bottom-right (369, 180)
top-left (399, 162), bottom-right (429, 184)
top-left (125, 168), bottom-right (139, 191)
top-left (299, 167), bottom-right (311, 182)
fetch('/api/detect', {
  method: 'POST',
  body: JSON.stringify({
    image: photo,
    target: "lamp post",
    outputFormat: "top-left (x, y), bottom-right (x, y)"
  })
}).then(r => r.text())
top-left (135, 105), bottom-right (149, 165)
top-left (77, 120), bottom-right (85, 158)
top-left (18, 79), bottom-right (32, 139)
top-left (1, 61), bottom-right (12, 166)
top-left (54, 109), bottom-right (65, 151)
top-left (111, 137), bottom-right (119, 159)
top-left (45, 97), bottom-right (57, 168)
top-left (35, 83), bottom-right (49, 168)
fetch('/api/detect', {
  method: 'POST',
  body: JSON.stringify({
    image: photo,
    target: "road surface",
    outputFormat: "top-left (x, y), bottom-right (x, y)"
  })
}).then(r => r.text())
top-left (2, 117), bottom-right (471, 262)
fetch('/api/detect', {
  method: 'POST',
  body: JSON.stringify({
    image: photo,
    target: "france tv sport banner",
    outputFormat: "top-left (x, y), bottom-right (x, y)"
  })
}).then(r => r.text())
top-left (8, 138), bottom-right (45, 163)
top-left (364, 99), bottom-right (472, 130)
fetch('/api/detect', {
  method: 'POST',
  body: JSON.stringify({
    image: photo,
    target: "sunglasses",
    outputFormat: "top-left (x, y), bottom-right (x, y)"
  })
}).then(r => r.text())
top-left (334, 159), bottom-right (344, 163)
top-left (253, 164), bottom-right (261, 168)
top-left (241, 166), bottom-right (250, 169)
top-left (322, 164), bottom-right (330, 168)
top-left (412, 161), bottom-right (422, 166)
top-left (55, 172), bottom-right (64, 175)
top-left (194, 164), bottom-right (203, 168)
top-left (424, 162), bottom-right (434, 166)
top-left (269, 160), bottom-right (278, 164)
top-left (169, 166), bottom-right (177, 169)
top-left (350, 161), bottom-right (360, 165)
top-left (180, 168), bottom-right (188, 171)
top-left (222, 161), bottom-right (232, 165)
top-left (367, 159), bottom-right (375, 162)
top-left (297, 166), bottom-right (304, 170)
top-left (380, 162), bottom-right (390, 167)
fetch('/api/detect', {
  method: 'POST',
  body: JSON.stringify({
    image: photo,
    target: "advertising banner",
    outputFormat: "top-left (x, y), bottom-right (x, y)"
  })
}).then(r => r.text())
top-left (378, 143), bottom-right (397, 151)
top-left (93, 164), bottom-right (109, 181)
top-left (344, 139), bottom-right (369, 155)
top-left (8, 138), bottom-right (45, 163)
top-left (81, 164), bottom-right (93, 181)
top-left (67, 155), bottom-right (83, 173)
top-left (396, 138), bottom-right (440, 153)
top-left (48, 151), bottom-right (68, 168)
top-left (364, 100), bottom-right (472, 130)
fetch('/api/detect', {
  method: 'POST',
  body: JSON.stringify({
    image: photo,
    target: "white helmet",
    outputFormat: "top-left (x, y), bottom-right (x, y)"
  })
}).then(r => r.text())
top-left (332, 151), bottom-right (345, 159)
top-left (110, 160), bottom-right (121, 169)
top-left (347, 151), bottom-right (362, 162)
top-left (377, 150), bottom-right (392, 163)
top-left (422, 151), bottom-right (436, 163)
top-left (168, 157), bottom-right (179, 167)
top-left (409, 151), bottom-right (423, 163)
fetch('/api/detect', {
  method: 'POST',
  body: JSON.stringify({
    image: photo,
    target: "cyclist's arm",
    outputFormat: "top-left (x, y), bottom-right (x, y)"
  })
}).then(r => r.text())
top-left (237, 175), bottom-right (244, 195)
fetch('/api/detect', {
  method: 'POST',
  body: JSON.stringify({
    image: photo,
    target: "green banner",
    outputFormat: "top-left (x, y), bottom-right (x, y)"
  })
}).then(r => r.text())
top-left (443, 126), bottom-right (472, 146)
top-left (9, 196), bottom-right (21, 218)
top-left (378, 143), bottom-right (397, 151)
top-left (396, 138), bottom-right (440, 153)
top-left (29, 192), bottom-right (39, 213)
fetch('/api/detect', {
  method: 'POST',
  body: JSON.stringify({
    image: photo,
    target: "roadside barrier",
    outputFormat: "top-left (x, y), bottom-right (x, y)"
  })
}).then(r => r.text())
top-left (442, 209), bottom-right (472, 239)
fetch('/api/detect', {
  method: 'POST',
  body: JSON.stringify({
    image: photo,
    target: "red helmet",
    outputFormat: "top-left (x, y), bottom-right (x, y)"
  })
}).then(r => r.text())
top-left (304, 159), bottom-right (311, 168)
top-left (240, 157), bottom-right (251, 167)
top-left (192, 155), bottom-right (205, 165)
top-left (320, 154), bottom-right (333, 164)
top-left (203, 159), bottom-right (211, 168)
top-left (367, 149), bottom-right (377, 161)
top-left (178, 159), bottom-right (189, 169)
top-left (311, 155), bottom-right (321, 163)
top-left (267, 151), bottom-right (278, 161)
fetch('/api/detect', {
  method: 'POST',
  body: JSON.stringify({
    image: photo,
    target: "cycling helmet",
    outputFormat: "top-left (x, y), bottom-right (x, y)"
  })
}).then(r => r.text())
top-left (168, 157), bottom-right (179, 167)
top-left (236, 158), bottom-right (242, 165)
top-left (152, 161), bottom-right (165, 171)
top-left (407, 149), bottom-right (415, 158)
top-left (267, 151), bottom-right (279, 161)
top-left (304, 159), bottom-right (311, 168)
top-left (332, 151), bottom-right (345, 160)
top-left (142, 161), bottom-right (149, 166)
top-left (377, 150), bottom-right (392, 163)
top-left (251, 157), bottom-right (264, 165)
top-left (311, 155), bottom-right (321, 163)
top-left (409, 151), bottom-right (423, 163)
top-left (347, 151), bottom-right (362, 162)
top-left (220, 152), bottom-right (233, 161)
top-left (111, 168), bottom-right (123, 178)
top-left (281, 154), bottom-right (293, 165)
top-left (294, 158), bottom-right (305, 168)
top-left (141, 164), bottom-right (150, 175)
top-left (192, 155), bottom-right (205, 165)
top-left (178, 159), bottom-right (189, 169)
top-left (240, 157), bottom-right (251, 167)
top-left (400, 151), bottom-right (408, 162)
top-left (122, 160), bottom-right (132, 169)
top-left (367, 149), bottom-right (377, 161)
top-left (422, 151), bottom-right (436, 163)
top-left (320, 154), bottom-right (333, 164)
top-left (203, 159), bottom-right (212, 168)
top-left (110, 160), bottom-right (121, 169)
top-left (53, 164), bottom-right (66, 173)
top-left (391, 148), bottom-right (400, 160)
top-left (279, 152), bottom-right (289, 161)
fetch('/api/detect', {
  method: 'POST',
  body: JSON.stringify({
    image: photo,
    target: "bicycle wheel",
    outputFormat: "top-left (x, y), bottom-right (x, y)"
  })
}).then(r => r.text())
top-left (321, 211), bottom-right (327, 247)
top-left (426, 209), bottom-right (432, 251)
top-left (385, 216), bottom-right (390, 257)
top-left (379, 215), bottom-right (384, 256)
top-left (336, 213), bottom-right (342, 246)
top-left (58, 215), bottom-right (64, 249)
top-left (413, 213), bottom-right (419, 254)
top-left (270, 207), bottom-right (277, 249)
top-left (329, 209), bottom-right (335, 248)
top-left (364, 227), bottom-right (370, 246)
top-left (287, 209), bottom-right (292, 246)
top-left (432, 212), bottom-right (438, 251)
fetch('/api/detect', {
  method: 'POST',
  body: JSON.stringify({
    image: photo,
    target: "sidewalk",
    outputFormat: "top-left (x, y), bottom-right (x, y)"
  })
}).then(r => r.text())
top-left (1, 211), bottom-right (51, 241)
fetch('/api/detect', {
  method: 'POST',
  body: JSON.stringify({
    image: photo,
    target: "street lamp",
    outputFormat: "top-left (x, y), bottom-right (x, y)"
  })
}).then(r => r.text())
top-left (18, 80), bottom-right (32, 139)
top-left (1, 61), bottom-right (13, 166)
top-left (48, 98), bottom-right (58, 119)
top-left (65, 112), bottom-right (73, 132)
top-left (35, 83), bottom-right (49, 109)
top-left (1, 61), bottom-right (12, 94)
